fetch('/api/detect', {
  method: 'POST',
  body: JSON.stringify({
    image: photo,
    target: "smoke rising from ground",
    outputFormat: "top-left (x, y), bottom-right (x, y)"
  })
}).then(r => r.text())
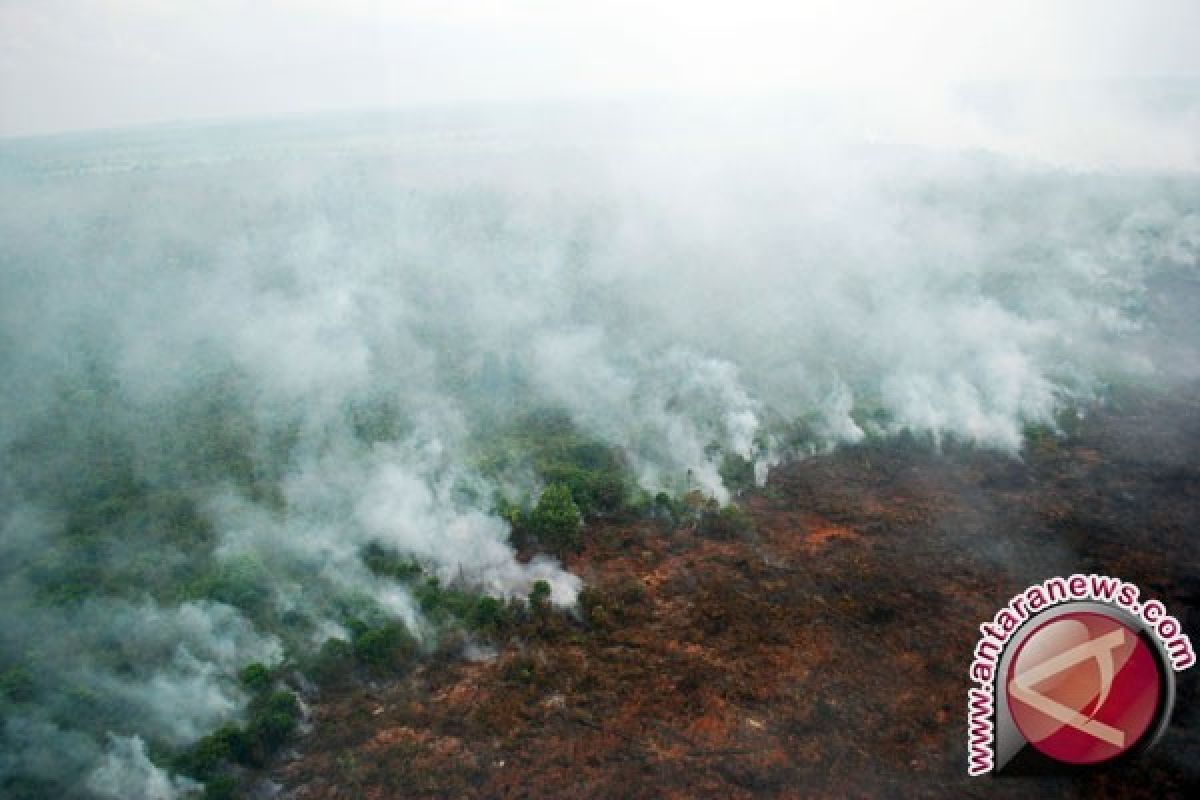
top-left (1, 88), bottom-right (1198, 796)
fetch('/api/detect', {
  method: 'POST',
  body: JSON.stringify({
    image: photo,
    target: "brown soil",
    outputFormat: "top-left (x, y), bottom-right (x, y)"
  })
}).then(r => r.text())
top-left (277, 386), bottom-right (1200, 799)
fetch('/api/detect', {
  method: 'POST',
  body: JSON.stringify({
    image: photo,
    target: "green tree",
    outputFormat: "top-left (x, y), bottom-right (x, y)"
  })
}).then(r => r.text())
top-left (529, 580), bottom-right (552, 610)
top-left (528, 483), bottom-right (582, 551)
top-left (238, 663), bottom-right (271, 692)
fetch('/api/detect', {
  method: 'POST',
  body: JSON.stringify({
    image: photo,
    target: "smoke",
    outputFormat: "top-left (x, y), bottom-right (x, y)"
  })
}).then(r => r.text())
top-left (87, 735), bottom-right (198, 800)
top-left (1, 86), bottom-right (1198, 795)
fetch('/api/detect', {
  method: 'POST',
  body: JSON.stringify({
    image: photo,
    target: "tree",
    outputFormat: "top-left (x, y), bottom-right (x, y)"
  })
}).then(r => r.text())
top-left (238, 662), bottom-right (271, 692)
top-left (529, 580), bottom-right (552, 610)
top-left (528, 482), bottom-right (581, 551)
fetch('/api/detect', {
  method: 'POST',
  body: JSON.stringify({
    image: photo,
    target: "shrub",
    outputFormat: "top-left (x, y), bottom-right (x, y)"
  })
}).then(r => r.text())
top-left (249, 709), bottom-right (296, 752)
top-left (263, 690), bottom-right (299, 718)
top-left (414, 576), bottom-right (447, 615)
top-left (174, 723), bottom-right (249, 779)
top-left (529, 580), bottom-right (552, 610)
top-left (577, 586), bottom-right (610, 629)
top-left (198, 689), bottom-right (302, 768)
top-left (718, 453), bottom-right (756, 495)
top-left (190, 556), bottom-right (270, 612)
top-left (502, 655), bottom-right (541, 686)
top-left (477, 409), bottom-right (634, 524)
top-left (361, 542), bottom-right (422, 582)
top-left (309, 638), bottom-right (355, 686)
top-left (701, 504), bottom-right (754, 539)
top-left (238, 663), bottom-right (271, 692)
top-left (615, 577), bottom-right (648, 607)
top-left (539, 462), bottom-right (626, 517)
top-left (203, 775), bottom-right (238, 800)
top-left (468, 595), bottom-right (507, 632)
top-left (352, 622), bottom-right (417, 671)
top-left (528, 483), bottom-right (581, 551)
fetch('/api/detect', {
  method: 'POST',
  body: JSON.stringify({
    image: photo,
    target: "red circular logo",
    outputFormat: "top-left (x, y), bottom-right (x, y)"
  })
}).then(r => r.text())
top-left (1006, 611), bottom-right (1162, 765)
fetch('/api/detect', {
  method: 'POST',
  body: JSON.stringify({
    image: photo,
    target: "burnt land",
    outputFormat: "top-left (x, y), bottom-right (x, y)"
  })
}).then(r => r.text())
top-left (277, 384), bottom-right (1200, 799)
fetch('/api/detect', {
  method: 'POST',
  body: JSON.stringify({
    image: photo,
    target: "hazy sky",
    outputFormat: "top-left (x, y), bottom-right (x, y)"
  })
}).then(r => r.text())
top-left (2, 0), bottom-right (1200, 137)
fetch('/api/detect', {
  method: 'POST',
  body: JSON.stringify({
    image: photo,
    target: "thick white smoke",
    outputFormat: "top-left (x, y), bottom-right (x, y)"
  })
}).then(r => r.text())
top-left (87, 735), bottom-right (199, 800)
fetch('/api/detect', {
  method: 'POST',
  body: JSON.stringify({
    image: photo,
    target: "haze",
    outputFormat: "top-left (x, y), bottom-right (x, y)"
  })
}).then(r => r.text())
top-left (3, 0), bottom-right (1200, 138)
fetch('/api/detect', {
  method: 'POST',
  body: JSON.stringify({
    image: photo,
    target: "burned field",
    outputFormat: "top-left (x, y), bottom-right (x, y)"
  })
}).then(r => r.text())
top-left (276, 384), bottom-right (1200, 799)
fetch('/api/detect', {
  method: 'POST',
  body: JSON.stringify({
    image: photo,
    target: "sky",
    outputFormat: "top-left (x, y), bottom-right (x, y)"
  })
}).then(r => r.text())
top-left (1, 0), bottom-right (1200, 137)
